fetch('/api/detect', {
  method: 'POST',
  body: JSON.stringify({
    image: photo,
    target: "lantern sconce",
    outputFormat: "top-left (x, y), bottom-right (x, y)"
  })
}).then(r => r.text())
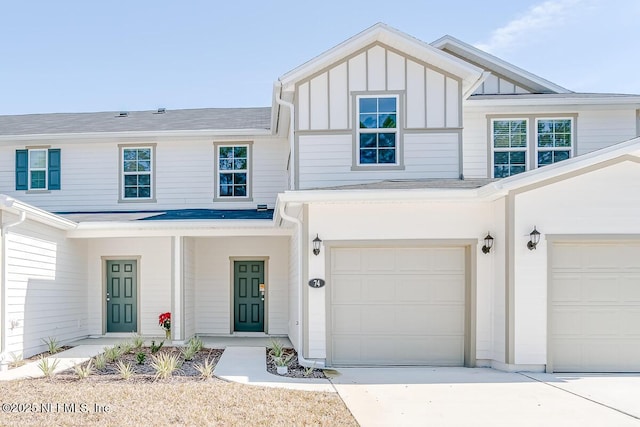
top-left (481, 232), bottom-right (494, 254)
top-left (527, 226), bottom-right (541, 250)
top-left (312, 234), bottom-right (322, 256)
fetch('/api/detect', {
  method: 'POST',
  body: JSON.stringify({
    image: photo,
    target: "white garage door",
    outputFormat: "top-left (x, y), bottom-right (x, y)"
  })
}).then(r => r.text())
top-left (551, 242), bottom-right (640, 372)
top-left (329, 246), bottom-right (466, 366)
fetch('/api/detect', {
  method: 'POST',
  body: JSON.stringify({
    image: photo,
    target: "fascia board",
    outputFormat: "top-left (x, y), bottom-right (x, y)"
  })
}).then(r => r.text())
top-left (1, 197), bottom-right (77, 230)
top-left (464, 95), bottom-right (640, 108)
top-left (278, 188), bottom-right (486, 203)
top-left (492, 138), bottom-right (640, 192)
top-left (68, 219), bottom-right (289, 238)
top-left (279, 24), bottom-right (483, 92)
top-left (432, 35), bottom-right (570, 94)
top-left (0, 128), bottom-right (272, 143)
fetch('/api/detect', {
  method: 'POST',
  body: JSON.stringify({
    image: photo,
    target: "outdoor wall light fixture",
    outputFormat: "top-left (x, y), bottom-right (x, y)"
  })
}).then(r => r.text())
top-left (481, 232), bottom-right (494, 254)
top-left (312, 234), bottom-right (322, 256)
top-left (527, 226), bottom-right (541, 250)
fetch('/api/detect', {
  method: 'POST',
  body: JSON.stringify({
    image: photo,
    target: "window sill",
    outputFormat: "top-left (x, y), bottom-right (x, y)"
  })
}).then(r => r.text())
top-left (25, 190), bottom-right (52, 194)
top-left (212, 197), bottom-right (254, 202)
top-left (351, 165), bottom-right (405, 171)
top-left (118, 198), bottom-right (157, 204)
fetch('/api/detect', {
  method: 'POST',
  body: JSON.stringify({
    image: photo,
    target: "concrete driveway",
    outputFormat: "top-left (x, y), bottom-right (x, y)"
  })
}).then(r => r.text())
top-left (329, 367), bottom-right (640, 427)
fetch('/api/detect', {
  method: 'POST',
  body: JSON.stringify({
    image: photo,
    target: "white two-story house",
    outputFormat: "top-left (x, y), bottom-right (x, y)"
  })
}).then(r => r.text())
top-left (1, 23), bottom-right (639, 373)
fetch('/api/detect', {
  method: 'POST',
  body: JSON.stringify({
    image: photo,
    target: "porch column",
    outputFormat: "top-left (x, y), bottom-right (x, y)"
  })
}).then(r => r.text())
top-left (171, 236), bottom-right (183, 341)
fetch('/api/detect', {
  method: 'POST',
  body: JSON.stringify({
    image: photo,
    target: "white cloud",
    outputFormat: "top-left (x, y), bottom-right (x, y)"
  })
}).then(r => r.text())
top-left (475, 0), bottom-right (592, 53)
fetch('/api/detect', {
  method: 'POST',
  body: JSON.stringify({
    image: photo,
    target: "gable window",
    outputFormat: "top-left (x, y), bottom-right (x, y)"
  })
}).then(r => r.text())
top-left (120, 146), bottom-right (154, 201)
top-left (491, 116), bottom-right (574, 178)
top-left (215, 144), bottom-right (251, 199)
top-left (15, 148), bottom-right (61, 191)
top-left (536, 119), bottom-right (572, 166)
top-left (492, 119), bottom-right (527, 178)
top-left (357, 95), bottom-right (398, 165)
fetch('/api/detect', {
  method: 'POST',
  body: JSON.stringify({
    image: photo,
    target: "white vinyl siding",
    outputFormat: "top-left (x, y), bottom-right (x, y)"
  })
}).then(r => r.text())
top-left (0, 136), bottom-right (287, 212)
top-left (87, 238), bottom-right (172, 336)
top-left (4, 218), bottom-right (88, 358)
top-left (298, 133), bottom-right (458, 189)
top-left (194, 236), bottom-right (289, 335)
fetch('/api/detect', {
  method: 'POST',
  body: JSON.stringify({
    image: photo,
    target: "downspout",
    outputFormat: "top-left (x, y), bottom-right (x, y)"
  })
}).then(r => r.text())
top-left (275, 80), bottom-right (295, 191)
top-left (0, 199), bottom-right (26, 357)
top-left (278, 202), bottom-right (316, 367)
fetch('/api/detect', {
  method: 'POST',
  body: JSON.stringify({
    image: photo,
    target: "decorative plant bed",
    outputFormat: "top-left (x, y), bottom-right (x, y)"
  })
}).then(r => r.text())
top-left (265, 348), bottom-right (326, 379)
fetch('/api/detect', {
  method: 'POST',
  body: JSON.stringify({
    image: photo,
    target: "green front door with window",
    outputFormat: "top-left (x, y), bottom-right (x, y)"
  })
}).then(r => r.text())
top-left (106, 260), bottom-right (138, 333)
top-left (234, 261), bottom-right (265, 332)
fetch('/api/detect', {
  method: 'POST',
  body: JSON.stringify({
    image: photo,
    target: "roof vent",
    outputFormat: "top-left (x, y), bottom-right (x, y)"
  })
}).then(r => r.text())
top-left (117, 111), bottom-right (129, 117)
top-left (154, 108), bottom-right (166, 114)
top-left (257, 204), bottom-right (268, 212)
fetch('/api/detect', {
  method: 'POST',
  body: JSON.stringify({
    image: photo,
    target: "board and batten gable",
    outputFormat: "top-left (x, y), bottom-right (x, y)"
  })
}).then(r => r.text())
top-left (295, 42), bottom-right (464, 189)
top-left (0, 134), bottom-right (288, 212)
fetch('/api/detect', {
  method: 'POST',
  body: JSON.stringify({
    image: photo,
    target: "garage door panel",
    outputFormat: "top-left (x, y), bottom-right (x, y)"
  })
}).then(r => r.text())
top-left (434, 248), bottom-right (465, 272)
top-left (332, 307), bottom-right (361, 334)
top-left (584, 275), bottom-right (619, 302)
top-left (433, 276), bottom-right (465, 302)
top-left (551, 242), bottom-right (640, 372)
top-left (551, 274), bottom-right (581, 302)
top-left (331, 277), bottom-right (362, 302)
top-left (621, 277), bottom-right (640, 301)
top-left (363, 249), bottom-right (396, 272)
top-left (330, 246), bottom-right (466, 366)
top-left (331, 249), bottom-right (362, 273)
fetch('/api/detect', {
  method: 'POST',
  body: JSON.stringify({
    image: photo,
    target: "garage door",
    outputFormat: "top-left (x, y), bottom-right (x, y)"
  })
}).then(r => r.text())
top-left (551, 242), bottom-right (640, 372)
top-left (329, 246), bottom-right (466, 366)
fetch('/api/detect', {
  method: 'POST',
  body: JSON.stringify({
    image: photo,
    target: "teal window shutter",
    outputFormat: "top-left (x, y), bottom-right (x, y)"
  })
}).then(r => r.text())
top-left (15, 150), bottom-right (28, 190)
top-left (48, 149), bottom-right (61, 190)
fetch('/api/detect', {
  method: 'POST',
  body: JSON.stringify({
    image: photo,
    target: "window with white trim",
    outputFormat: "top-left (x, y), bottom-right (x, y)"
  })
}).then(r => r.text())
top-left (122, 147), bottom-right (153, 199)
top-left (491, 117), bottom-right (574, 178)
top-left (492, 119), bottom-right (527, 178)
top-left (357, 95), bottom-right (398, 165)
top-left (217, 145), bottom-right (249, 198)
top-left (536, 118), bottom-right (572, 166)
top-left (28, 149), bottom-right (47, 189)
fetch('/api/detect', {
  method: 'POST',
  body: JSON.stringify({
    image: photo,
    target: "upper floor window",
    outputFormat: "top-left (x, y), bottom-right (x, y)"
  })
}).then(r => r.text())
top-left (492, 117), bottom-right (574, 178)
top-left (536, 119), bottom-right (572, 166)
top-left (357, 96), bottom-right (398, 165)
top-left (15, 148), bottom-right (61, 191)
top-left (493, 119), bottom-right (527, 178)
top-left (216, 144), bottom-right (251, 199)
top-left (120, 146), bottom-right (154, 201)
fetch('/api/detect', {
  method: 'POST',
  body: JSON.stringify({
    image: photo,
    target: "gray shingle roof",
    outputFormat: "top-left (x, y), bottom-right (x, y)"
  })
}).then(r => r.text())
top-left (0, 107), bottom-right (272, 136)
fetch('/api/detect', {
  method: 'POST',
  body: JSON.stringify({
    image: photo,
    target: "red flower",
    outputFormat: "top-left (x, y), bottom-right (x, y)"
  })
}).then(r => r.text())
top-left (158, 312), bottom-right (171, 331)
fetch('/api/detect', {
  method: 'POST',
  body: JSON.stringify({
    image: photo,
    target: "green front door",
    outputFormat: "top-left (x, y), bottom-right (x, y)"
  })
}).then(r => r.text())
top-left (234, 261), bottom-right (265, 332)
top-left (106, 260), bottom-right (138, 333)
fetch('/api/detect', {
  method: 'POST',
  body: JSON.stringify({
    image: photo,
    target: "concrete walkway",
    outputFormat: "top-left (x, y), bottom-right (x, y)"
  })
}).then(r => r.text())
top-left (0, 345), bottom-right (104, 381)
top-left (213, 346), bottom-right (335, 392)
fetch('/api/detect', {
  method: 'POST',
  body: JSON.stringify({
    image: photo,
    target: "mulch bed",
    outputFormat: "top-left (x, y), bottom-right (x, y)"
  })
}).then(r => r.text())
top-left (56, 346), bottom-right (224, 383)
top-left (265, 348), bottom-right (326, 379)
top-left (9, 346), bottom-right (74, 369)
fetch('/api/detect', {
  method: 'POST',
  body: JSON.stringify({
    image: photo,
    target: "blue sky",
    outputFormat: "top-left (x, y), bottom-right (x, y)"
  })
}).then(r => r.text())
top-left (1, 0), bottom-right (638, 115)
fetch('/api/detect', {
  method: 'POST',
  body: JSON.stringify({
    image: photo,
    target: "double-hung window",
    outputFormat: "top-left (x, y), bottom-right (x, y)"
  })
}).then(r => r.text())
top-left (15, 148), bottom-right (61, 191)
top-left (536, 119), bottom-right (572, 166)
top-left (492, 119), bottom-right (527, 178)
top-left (357, 95), bottom-right (398, 165)
top-left (216, 144), bottom-right (250, 199)
top-left (491, 117), bottom-right (574, 178)
top-left (121, 146), bottom-right (153, 200)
